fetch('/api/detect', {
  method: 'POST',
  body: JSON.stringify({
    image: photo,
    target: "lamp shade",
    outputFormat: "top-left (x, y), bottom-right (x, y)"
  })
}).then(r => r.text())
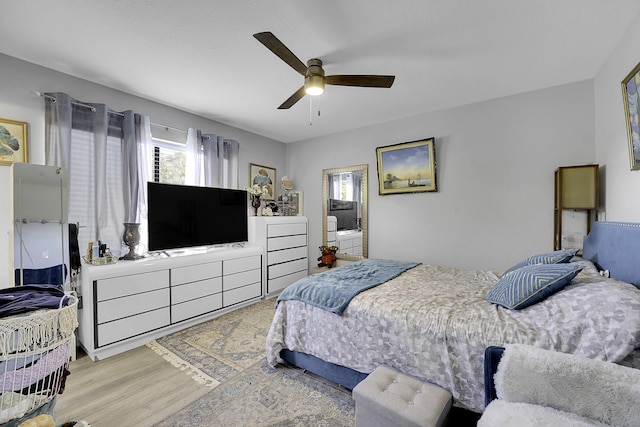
top-left (557, 164), bottom-right (598, 209)
top-left (305, 74), bottom-right (325, 96)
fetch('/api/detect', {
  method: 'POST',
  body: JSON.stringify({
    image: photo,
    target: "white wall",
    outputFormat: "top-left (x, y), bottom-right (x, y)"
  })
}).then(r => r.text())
top-left (594, 12), bottom-right (640, 221)
top-left (287, 81), bottom-right (596, 272)
top-left (0, 54), bottom-right (285, 287)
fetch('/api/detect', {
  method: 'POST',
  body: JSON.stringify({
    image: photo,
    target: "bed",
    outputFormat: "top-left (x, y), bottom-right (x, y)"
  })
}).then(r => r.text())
top-left (265, 221), bottom-right (640, 413)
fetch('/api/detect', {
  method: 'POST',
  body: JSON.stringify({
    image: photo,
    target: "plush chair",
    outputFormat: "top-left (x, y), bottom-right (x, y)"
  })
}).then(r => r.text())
top-left (479, 344), bottom-right (640, 427)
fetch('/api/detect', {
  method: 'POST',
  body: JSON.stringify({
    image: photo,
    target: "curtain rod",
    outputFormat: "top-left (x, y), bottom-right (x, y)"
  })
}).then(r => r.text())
top-left (33, 91), bottom-right (187, 134)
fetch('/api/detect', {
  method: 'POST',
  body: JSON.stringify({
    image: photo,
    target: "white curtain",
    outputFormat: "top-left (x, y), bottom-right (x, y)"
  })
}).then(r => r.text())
top-left (44, 92), bottom-right (152, 257)
top-left (185, 128), bottom-right (202, 186)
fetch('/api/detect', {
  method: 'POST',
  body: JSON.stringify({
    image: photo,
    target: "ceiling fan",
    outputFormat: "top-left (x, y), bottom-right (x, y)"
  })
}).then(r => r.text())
top-left (253, 31), bottom-right (395, 109)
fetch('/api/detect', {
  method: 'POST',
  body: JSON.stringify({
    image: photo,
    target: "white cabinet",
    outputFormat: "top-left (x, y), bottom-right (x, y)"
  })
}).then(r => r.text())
top-left (248, 216), bottom-right (308, 296)
top-left (77, 245), bottom-right (263, 360)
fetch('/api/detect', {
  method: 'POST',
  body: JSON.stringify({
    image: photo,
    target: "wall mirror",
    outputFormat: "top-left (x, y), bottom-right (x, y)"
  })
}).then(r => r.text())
top-left (322, 164), bottom-right (368, 261)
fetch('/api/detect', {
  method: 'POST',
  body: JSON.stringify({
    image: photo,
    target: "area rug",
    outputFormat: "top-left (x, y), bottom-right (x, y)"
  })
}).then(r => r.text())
top-left (150, 299), bottom-right (355, 426)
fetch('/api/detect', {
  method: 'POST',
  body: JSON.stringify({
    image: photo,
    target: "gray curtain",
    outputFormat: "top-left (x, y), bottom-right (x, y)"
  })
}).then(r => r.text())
top-left (202, 134), bottom-right (239, 189)
top-left (44, 92), bottom-right (151, 254)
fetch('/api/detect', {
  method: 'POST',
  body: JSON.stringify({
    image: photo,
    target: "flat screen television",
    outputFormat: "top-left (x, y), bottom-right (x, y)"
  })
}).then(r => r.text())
top-left (328, 198), bottom-right (358, 231)
top-left (147, 182), bottom-right (248, 252)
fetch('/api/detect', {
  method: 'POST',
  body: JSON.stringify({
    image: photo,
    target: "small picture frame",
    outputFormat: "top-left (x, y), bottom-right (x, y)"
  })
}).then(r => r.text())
top-left (249, 163), bottom-right (276, 200)
top-left (0, 117), bottom-right (28, 165)
top-left (622, 61), bottom-right (640, 171)
top-left (278, 191), bottom-right (303, 216)
top-left (376, 137), bottom-right (437, 195)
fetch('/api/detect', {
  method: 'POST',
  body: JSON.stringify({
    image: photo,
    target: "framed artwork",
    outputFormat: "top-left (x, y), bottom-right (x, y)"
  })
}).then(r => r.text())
top-left (0, 117), bottom-right (28, 165)
top-left (277, 191), bottom-right (303, 216)
top-left (375, 137), bottom-right (437, 195)
top-left (622, 61), bottom-right (640, 171)
top-left (249, 163), bottom-right (276, 200)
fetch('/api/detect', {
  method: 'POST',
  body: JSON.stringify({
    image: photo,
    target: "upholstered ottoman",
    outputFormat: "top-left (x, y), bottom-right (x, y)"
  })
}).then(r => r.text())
top-left (352, 365), bottom-right (452, 427)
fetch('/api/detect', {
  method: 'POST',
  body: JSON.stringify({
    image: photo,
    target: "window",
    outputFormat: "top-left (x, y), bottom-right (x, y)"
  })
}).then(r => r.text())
top-left (152, 138), bottom-right (186, 184)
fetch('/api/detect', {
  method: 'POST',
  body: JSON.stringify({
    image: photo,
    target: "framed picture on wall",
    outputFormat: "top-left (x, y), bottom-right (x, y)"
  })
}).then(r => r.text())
top-left (249, 163), bottom-right (276, 200)
top-left (622, 61), bottom-right (640, 171)
top-left (375, 137), bottom-right (437, 195)
top-left (0, 117), bottom-right (28, 165)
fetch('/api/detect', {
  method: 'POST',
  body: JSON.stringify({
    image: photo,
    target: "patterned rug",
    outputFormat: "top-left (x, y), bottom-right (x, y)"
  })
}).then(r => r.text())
top-left (149, 299), bottom-right (355, 426)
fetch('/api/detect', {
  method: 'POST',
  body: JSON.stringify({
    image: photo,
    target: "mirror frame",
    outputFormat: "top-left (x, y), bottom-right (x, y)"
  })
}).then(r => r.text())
top-left (322, 164), bottom-right (368, 261)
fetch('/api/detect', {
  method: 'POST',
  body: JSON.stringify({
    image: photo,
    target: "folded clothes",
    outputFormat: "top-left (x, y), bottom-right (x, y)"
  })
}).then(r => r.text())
top-left (0, 285), bottom-right (69, 318)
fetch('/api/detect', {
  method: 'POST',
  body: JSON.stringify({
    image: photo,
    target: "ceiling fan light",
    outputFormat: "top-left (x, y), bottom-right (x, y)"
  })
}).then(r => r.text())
top-left (305, 75), bottom-right (325, 96)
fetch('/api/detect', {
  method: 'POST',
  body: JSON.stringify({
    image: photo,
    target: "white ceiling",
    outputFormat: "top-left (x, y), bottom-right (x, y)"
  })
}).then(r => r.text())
top-left (3, 1), bottom-right (640, 143)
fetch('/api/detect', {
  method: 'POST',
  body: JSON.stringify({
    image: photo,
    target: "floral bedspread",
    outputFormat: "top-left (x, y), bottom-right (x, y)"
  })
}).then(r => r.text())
top-left (266, 263), bottom-right (640, 412)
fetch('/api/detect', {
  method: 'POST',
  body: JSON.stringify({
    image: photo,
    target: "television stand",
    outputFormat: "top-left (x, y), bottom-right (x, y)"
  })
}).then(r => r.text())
top-left (77, 244), bottom-right (263, 360)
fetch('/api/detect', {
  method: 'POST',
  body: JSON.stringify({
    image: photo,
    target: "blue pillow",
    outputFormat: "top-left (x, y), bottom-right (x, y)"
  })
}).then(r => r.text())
top-left (486, 263), bottom-right (583, 310)
top-left (502, 249), bottom-right (578, 276)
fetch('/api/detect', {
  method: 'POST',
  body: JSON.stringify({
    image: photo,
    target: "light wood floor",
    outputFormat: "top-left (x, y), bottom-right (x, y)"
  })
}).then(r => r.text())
top-left (55, 345), bottom-right (210, 426)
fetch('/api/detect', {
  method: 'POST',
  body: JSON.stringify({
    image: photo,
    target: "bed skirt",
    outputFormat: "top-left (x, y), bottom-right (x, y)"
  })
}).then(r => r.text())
top-left (280, 349), bottom-right (368, 390)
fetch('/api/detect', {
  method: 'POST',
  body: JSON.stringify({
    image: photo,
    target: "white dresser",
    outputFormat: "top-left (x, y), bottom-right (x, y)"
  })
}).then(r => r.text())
top-left (77, 244), bottom-right (262, 360)
top-left (337, 230), bottom-right (363, 255)
top-left (248, 216), bottom-right (308, 296)
top-left (327, 216), bottom-right (337, 247)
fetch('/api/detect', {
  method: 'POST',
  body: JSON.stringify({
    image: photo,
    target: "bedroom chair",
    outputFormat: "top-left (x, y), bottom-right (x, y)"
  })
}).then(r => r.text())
top-left (479, 344), bottom-right (640, 426)
top-left (352, 365), bottom-right (452, 427)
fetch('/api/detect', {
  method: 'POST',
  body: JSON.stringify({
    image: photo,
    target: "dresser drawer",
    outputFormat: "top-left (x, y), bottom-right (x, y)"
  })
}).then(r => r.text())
top-left (172, 292), bottom-right (222, 323)
top-left (224, 255), bottom-right (261, 275)
top-left (269, 246), bottom-right (307, 265)
top-left (224, 268), bottom-right (261, 291)
top-left (97, 288), bottom-right (169, 324)
top-left (268, 234), bottom-right (307, 251)
top-left (224, 282), bottom-right (261, 307)
top-left (267, 222), bottom-right (307, 238)
top-left (171, 277), bottom-right (222, 304)
top-left (268, 270), bottom-right (307, 294)
top-left (268, 258), bottom-right (308, 280)
top-left (172, 261), bottom-right (222, 285)
top-left (97, 307), bottom-right (170, 347)
top-left (96, 270), bottom-right (169, 302)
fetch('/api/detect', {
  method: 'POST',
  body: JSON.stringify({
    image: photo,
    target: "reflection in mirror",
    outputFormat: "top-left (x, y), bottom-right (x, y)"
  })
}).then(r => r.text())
top-left (322, 164), bottom-right (368, 261)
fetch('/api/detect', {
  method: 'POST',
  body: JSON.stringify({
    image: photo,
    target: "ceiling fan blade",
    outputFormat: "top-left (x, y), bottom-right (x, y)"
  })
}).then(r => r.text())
top-left (253, 32), bottom-right (308, 76)
top-left (325, 75), bottom-right (395, 88)
top-left (278, 86), bottom-right (307, 109)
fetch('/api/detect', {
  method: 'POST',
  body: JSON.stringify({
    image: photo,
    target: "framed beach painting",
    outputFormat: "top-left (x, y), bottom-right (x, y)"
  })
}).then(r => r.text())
top-left (622, 61), bottom-right (640, 171)
top-left (249, 163), bottom-right (276, 200)
top-left (0, 117), bottom-right (28, 165)
top-left (376, 137), bottom-right (437, 195)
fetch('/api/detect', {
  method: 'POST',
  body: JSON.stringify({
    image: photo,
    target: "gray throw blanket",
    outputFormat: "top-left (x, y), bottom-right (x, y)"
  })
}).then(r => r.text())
top-left (276, 258), bottom-right (419, 315)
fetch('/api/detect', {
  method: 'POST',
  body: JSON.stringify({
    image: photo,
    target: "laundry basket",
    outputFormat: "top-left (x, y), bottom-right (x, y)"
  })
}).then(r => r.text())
top-left (0, 295), bottom-right (78, 425)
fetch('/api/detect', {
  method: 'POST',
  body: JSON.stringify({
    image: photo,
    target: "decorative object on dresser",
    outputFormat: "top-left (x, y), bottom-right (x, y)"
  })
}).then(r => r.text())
top-left (0, 117), bottom-right (28, 165)
top-left (77, 245), bottom-right (263, 360)
top-left (248, 216), bottom-right (308, 296)
top-left (245, 183), bottom-right (268, 216)
top-left (621, 59), bottom-right (640, 171)
top-left (553, 164), bottom-right (599, 250)
top-left (249, 163), bottom-right (276, 200)
top-left (376, 137), bottom-right (437, 195)
top-left (120, 222), bottom-right (142, 260)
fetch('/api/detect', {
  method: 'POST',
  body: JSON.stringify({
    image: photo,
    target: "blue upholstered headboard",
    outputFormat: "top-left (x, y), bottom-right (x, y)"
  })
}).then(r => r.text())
top-left (582, 221), bottom-right (640, 288)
